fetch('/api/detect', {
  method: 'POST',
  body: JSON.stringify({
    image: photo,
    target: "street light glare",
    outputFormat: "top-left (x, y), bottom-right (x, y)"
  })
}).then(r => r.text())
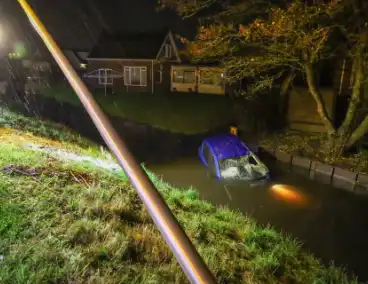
top-left (0, 24), bottom-right (9, 51)
top-left (0, 28), bottom-right (4, 44)
top-left (0, 27), bottom-right (6, 52)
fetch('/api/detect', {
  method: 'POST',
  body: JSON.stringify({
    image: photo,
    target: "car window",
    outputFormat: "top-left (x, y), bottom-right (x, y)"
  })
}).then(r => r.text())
top-left (249, 156), bottom-right (257, 165)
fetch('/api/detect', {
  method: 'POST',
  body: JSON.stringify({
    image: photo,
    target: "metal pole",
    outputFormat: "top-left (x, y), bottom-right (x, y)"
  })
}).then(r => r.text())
top-left (17, 1), bottom-right (217, 283)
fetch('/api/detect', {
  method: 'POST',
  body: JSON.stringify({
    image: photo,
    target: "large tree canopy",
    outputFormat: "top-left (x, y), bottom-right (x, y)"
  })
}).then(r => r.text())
top-left (162, 0), bottom-right (368, 154)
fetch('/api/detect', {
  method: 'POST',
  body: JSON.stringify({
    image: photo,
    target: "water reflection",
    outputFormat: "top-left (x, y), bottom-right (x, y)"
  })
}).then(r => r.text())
top-left (270, 184), bottom-right (309, 207)
top-left (149, 158), bottom-right (368, 281)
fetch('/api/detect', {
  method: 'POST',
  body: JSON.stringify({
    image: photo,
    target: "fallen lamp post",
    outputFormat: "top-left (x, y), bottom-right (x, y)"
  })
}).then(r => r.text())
top-left (17, 0), bottom-right (217, 283)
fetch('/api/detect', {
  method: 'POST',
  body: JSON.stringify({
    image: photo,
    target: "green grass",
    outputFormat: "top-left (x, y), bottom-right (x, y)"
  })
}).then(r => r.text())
top-left (0, 107), bottom-right (92, 148)
top-left (38, 84), bottom-right (234, 134)
top-left (0, 109), bottom-right (356, 283)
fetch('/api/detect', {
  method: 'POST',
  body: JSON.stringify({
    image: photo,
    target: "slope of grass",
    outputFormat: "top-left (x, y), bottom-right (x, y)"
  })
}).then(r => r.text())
top-left (38, 84), bottom-right (234, 134)
top-left (0, 109), bottom-right (356, 283)
top-left (0, 107), bottom-right (93, 148)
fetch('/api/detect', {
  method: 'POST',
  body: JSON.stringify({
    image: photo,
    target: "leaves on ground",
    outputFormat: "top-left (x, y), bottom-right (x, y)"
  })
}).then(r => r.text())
top-left (2, 164), bottom-right (95, 185)
top-left (260, 131), bottom-right (368, 174)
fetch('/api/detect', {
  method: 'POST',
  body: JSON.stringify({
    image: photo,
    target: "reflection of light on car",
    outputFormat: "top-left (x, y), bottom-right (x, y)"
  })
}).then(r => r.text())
top-left (270, 184), bottom-right (308, 205)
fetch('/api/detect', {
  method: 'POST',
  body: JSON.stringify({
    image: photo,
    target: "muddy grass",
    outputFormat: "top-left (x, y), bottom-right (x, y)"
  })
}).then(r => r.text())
top-left (260, 131), bottom-right (368, 174)
top-left (0, 109), bottom-right (357, 283)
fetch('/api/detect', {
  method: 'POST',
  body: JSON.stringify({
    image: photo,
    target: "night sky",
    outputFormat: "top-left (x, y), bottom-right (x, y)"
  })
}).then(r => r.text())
top-left (2, 0), bottom-right (196, 51)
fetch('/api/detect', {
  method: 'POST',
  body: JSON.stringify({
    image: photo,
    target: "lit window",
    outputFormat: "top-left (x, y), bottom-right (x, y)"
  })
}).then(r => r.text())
top-left (124, 66), bottom-right (147, 86)
top-left (199, 70), bottom-right (224, 86)
top-left (172, 69), bottom-right (196, 84)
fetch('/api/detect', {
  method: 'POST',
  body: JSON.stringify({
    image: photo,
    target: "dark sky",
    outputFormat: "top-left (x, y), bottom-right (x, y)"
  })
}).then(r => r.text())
top-left (3, 0), bottom-right (196, 50)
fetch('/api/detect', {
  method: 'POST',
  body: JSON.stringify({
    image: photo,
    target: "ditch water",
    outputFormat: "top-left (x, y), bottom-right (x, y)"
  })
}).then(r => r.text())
top-left (149, 158), bottom-right (368, 282)
top-left (5, 93), bottom-right (368, 281)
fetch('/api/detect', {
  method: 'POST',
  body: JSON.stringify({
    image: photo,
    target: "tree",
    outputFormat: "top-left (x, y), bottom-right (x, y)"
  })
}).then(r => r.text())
top-left (161, 0), bottom-right (368, 154)
top-left (330, 0), bottom-right (368, 151)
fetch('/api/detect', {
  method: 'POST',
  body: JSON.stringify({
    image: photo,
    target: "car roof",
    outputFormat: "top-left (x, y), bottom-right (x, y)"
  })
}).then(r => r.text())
top-left (202, 134), bottom-right (249, 161)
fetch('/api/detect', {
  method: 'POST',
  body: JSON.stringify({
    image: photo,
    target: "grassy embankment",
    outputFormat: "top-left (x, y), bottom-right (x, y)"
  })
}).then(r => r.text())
top-left (0, 108), bottom-right (356, 283)
top-left (37, 85), bottom-right (234, 134)
top-left (260, 131), bottom-right (368, 174)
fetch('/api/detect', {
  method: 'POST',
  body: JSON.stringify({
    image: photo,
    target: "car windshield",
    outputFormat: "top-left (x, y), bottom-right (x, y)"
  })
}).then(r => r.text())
top-left (218, 154), bottom-right (268, 180)
top-left (219, 155), bottom-right (256, 168)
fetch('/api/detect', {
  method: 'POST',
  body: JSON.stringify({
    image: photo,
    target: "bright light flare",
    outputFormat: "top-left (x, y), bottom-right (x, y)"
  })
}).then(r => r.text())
top-left (270, 184), bottom-right (308, 206)
top-left (0, 28), bottom-right (6, 50)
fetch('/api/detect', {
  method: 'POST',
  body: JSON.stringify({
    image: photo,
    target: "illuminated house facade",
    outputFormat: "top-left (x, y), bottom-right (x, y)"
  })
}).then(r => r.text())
top-left (83, 30), bottom-right (228, 95)
top-left (170, 65), bottom-right (225, 95)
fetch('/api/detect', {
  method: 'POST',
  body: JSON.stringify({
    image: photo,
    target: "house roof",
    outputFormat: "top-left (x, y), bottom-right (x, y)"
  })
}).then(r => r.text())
top-left (88, 30), bottom-right (169, 60)
top-left (63, 49), bottom-right (89, 67)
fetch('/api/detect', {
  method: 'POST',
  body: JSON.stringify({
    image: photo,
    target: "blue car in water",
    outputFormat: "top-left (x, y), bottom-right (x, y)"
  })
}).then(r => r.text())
top-left (198, 133), bottom-right (269, 180)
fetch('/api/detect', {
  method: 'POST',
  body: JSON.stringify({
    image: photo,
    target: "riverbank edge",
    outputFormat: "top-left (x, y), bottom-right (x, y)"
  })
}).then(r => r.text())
top-left (2, 92), bottom-right (230, 164)
top-left (0, 111), bottom-right (356, 283)
top-left (258, 147), bottom-right (368, 196)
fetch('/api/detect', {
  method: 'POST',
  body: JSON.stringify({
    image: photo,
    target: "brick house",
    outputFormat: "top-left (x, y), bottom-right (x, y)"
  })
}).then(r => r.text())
top-left (84, 30), bottom-right (182, 94)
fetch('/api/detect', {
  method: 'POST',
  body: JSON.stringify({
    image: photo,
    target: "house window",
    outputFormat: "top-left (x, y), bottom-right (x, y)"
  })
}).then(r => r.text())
top-left (84, 68), bottom-right (123, 86)
top-left (164, 44), bottom-right (172, 58)
top-left (99, 69), bottom-right (113, 85)
top-left (173, 69), bottom-right (196, 84)
top-left (124, 66), bottom-right (147, 86)
top-left (199, 70), bottom-right (224, 86)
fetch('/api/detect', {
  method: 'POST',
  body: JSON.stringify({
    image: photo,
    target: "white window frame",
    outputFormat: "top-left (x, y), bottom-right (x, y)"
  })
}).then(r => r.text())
top-left (84, 68), bottom-right (123, 86)
top-left (124, 66), bottom-right (147, 86)
top-left (99, 69), bottom-right (113, 85)
top-left (172, 68), bottom-right (196, 84)
top-left (164, 44), bottom-right (172, 58)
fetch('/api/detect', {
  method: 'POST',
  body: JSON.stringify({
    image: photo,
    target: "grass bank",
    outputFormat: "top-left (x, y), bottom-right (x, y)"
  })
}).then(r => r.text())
top-left (0, 109), bottom-right (356, 283)
top-left (37, 85), bottom-right (234, 134)
top-left (260, 131), bottom-right (368, 174)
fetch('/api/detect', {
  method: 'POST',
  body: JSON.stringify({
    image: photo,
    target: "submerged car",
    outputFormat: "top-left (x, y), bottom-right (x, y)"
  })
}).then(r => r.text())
top-left (198, 133), bottom-right (269, 180)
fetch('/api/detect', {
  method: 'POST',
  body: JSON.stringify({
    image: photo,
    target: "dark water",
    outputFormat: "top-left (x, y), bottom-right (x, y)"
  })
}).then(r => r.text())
top-left (5, 91), bottom-right (368, 280)
top-left (149, 158), bottom-right (368, 282)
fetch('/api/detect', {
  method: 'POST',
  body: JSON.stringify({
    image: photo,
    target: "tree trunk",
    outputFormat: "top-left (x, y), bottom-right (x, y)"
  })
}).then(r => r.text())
top-left (336, 29), bottom-right (368, 152)
top-left (337, 49), bottom-right (364, 136)
top-left (346, 115), bottom-right (368, 148)
top-left (304, 62), bottom-right (336, 135)
top-left (279, 68), bottom-right (295, 116)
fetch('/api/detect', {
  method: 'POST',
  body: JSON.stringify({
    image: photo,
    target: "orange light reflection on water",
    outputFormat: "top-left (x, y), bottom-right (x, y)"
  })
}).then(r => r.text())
top-left (270, 184), bottom-right (309, 206)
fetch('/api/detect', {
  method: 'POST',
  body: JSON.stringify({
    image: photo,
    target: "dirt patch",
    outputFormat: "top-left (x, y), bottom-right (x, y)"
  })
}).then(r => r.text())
top-left (2, 164), bottom-right (95, 185)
